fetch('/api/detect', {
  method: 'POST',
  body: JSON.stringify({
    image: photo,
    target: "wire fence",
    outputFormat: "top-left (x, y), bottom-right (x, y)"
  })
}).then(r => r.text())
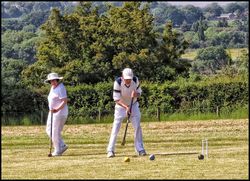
top-left (1, 110), bottom-right (48, 126)
top-left (2, 104), bottom-right (247, 126)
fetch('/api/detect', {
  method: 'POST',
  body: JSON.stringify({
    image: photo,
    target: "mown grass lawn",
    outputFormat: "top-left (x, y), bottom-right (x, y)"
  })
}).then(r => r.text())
top-left (1, 119), bottom-right (248, 179)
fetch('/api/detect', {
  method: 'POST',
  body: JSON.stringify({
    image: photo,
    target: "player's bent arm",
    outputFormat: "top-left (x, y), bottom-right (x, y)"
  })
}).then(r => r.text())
top-left (53, 98), bottom-right (68, 113)
top-left (115, 100), bottom-right (129, 110)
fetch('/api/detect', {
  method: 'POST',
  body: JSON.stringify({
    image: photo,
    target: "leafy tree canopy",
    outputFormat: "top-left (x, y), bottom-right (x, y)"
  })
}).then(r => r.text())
top-left (21, 2), bottom-right (190, 89)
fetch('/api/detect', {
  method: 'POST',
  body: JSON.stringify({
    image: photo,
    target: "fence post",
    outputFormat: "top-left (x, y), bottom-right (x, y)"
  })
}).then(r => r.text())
top-left (216, 106), bottom-right (220, 117)
top-left (41, 102), bottom-right (44, 125)
top-left (157, 106), bottom-right (160, 121)
top-left (41, 110), bottom-right (43, 125)
top-left (2, 112), bottom-right (5, 125)
top-left (98, 108), bottom-right (101, 121)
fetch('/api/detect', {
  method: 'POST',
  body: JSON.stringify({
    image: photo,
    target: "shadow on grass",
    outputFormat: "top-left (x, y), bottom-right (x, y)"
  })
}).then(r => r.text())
top-left (154, 151), bottom-right (199, 156)
top-left (50, 151), bottom-right (199, 158)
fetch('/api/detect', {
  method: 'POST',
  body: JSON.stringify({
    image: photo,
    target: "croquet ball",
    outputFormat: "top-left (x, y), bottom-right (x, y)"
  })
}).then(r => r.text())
top-left (149, 154), bottom-right (155, 160)
top-left (198, 154), bottom-right (204, 160)
top-left (124, 157), bottom-right (130, 162)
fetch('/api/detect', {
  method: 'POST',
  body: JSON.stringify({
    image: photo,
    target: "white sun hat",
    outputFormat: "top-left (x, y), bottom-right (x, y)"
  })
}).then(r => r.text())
top-left (44, 72), bottom-right (63, 83)
top-left (122, 68), bottom-right (133, 79)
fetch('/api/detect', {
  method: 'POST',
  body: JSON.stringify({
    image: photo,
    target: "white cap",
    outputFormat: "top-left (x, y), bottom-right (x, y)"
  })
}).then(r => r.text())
top-left (122, 68), bottom-right (133, 79)
top-left (44, 72), bottom-right (63, 83)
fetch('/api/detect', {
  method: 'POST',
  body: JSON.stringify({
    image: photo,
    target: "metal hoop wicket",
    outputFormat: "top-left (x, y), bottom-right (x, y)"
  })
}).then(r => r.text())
top-left (201, 139), bottom-right (208, 158)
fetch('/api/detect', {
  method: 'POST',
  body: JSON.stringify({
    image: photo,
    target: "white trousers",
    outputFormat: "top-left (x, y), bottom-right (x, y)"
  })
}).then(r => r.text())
top-left (107, 102), bottom-right (145, 153)
top-left (46, 112), bottom-right (67, 153)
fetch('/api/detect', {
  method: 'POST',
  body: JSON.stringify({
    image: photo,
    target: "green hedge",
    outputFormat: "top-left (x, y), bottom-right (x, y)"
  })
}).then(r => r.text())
top-left (65, 76), bottom-right (248, 123)
top-left (2, 75), bottom-right (248, 125)
top-left (66, 82), bottom-right (114, 123)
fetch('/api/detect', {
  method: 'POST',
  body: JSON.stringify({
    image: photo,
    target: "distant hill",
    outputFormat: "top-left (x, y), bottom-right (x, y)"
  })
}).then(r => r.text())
top-left (166, 1), bottom-right (238, 8)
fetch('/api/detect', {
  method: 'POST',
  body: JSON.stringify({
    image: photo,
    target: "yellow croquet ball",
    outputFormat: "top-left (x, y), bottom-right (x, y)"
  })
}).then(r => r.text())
top-left (124, 157), bottom-right (130, 162)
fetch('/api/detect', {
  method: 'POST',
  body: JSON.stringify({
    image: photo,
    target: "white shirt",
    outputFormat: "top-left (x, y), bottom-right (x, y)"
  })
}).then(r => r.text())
top-left (48, 83), bottom-right (68, 116)
top-left (113, 77), bottom-right (142, 106)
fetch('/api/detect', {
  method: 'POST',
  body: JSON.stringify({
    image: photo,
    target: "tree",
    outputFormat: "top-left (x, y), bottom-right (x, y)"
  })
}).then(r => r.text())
top-left (108, 2), bottom-right (157, 77)
top-left (217, 18), bottom-right (228, 27)
top-left (180, 20), bottom-right (190, 32)
top-left (22, 7), bottom-right (86, 87)
top-left (203, 3), bottom-right (223, 20)
top-left (8, 6), bottom-right (22, 18)
top-left (1, 30), bottom-right (38, 63)
top-left (1, 58), bottom-right (39, 113)
top-left (20, 10), bottom-right (50, 29)
top-left (237, 49), bottom-right (248, 75)
top-left (21, 2), bottom-right (190, 88)
top-left (197, 17), bottom-right (208, 42)
top-left (168, 7), bottom-right (186, 26)
top-left (232, 19), bottom-right (245, 31)
top-left (191, 46), bottom-right (232, 75)
top-left (154, 21), bottom-right (190, 81)
top-left (181, 5), bottom-right (203, 24)
top-left (1, 58), bottom-right (27, 87)
top-left (222, 49), bottom-right (249, 77)
top-left (224, 3), bottom-right (244, 14)
top-left (191, 21), bottom-right (199, 32)
top-left (151, 4), bottom-right (185, 27)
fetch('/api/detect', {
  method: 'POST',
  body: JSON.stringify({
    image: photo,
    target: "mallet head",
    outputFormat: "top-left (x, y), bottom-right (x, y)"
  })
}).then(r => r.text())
top-left (48, 153), bottom-right (52, 157)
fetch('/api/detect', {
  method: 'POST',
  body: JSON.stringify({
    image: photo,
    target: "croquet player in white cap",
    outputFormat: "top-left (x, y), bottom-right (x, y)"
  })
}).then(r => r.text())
top-left (45, 72), bottom-right (68, 156)
top-left (107, 68), bottom-right (146, 158)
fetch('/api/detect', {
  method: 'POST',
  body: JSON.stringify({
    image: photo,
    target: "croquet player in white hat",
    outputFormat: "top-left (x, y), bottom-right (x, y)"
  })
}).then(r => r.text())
top-left (107, 68), bottom-right (146, 158)
top-left (45, 72), bottom-right (68, 156)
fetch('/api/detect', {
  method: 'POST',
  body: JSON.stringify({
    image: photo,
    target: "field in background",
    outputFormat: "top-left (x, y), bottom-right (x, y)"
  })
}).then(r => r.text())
top-left (181, 48), bottom-right (248, 60)
top-left (1, 119), bottom-right (248, 179)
